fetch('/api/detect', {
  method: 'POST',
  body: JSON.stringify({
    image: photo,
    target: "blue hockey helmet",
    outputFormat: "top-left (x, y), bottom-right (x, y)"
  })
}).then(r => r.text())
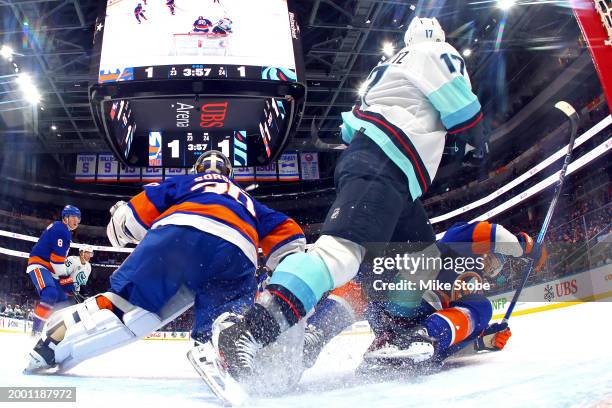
top-left (61, 205), bottom-right (81, 220)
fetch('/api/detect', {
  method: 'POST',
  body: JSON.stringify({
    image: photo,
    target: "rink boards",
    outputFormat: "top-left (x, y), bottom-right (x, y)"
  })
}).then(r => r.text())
top-left (1, 263), bottom-right (610, 338)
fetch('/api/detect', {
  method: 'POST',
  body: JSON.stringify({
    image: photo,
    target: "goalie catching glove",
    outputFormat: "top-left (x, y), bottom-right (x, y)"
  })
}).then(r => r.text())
top-left (106, 201), bottom-right (145, 247)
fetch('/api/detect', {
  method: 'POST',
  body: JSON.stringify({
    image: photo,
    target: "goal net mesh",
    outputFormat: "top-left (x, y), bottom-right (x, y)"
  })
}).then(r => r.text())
top-left (171, 33), bottom-right (230, 56)
top-left (594, 0), bottom-right (612, 45)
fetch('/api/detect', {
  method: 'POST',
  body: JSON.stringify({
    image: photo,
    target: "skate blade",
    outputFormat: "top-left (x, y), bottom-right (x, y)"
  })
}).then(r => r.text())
top-left (187, 348), bottom-right (248, 406)
top-left (364, 342), bottom-right (434, 363)
top-left (23, 364), bottom-right (59, 375)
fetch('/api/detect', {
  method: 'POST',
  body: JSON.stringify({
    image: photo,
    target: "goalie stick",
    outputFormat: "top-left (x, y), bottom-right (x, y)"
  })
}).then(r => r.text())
top-left (502, 101), bottom-right (580, 323)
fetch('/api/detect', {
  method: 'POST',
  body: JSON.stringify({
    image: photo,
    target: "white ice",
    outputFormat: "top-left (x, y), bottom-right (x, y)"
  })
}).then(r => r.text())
top-left (2, 302), bottom-right (611, 407)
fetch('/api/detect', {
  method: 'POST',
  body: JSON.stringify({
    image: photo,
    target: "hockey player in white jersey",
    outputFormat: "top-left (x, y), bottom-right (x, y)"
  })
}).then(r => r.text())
top-left (209, 16), bottom-right (489, 392)
top-left (211, 17), bottom-right (232, 35)
top-left (65, 245), bottom-right (94, 296)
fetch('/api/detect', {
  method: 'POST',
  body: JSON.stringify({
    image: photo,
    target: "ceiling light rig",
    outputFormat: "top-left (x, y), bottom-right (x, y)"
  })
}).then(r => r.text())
top-left (0, 45), bottom-right (14, 60)
top-left (16, 73), bottom-right (41, 105)
top-left (358, 82), bottom-right (368, 96)
top-left (382, 42), bottom-right (395, 57)
top-left (1, 44), bottom-right (43, 108)
top-left (498, 0), bottom-right (516, 10)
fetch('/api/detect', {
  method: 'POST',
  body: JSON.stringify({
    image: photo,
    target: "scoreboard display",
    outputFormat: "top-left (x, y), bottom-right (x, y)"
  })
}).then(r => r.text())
top-left (90, 0), bottom-right (305, 169)
top-left (102, 96), bottom-right (290, 168)
top-left (95, 0), bottom-right (301, 85)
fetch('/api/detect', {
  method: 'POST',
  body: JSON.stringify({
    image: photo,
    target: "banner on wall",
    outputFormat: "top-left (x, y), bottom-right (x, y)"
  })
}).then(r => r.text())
top-left (118, 165), bottom-right (141, 182)
top-left (300, 152), bottom-right (319, 180)
top-left (234, 167), bottom-right (255, 182)
top-left (96, 154), bottom-right (119, 182)
top-left (164, 168), bottom-right (187, 180)
top-left (75, 154), bottom-right (97, 182)
top-left (255, 163), bottom-right (277, 182)
top-left (278, 153), bottom-right (299, 181)
top-left (142, 167), bottom-right (163, 183)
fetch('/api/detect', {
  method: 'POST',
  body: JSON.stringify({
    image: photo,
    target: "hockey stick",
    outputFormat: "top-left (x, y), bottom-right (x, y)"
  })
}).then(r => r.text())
top-left (309, 118), bottom-right (347, 151)
top-left (502, 101), bottom-right (579, 323)
top-left (72, 291), bottom-right (85, 304)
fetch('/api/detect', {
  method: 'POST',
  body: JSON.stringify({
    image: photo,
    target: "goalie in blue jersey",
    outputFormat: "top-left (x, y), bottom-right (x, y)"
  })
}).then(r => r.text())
top-left (25, 151), bottom-right (306, 373)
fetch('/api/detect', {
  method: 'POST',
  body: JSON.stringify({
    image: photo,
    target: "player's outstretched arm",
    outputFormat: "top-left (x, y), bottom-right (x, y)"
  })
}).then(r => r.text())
top-left (253, 200), bottom-right (306, 270)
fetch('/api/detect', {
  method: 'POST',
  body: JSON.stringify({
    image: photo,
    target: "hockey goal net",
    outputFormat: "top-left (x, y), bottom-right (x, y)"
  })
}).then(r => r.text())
top-left (594, 0), bottom-right (612, 45)
top-left (572, 0), bottom-right (612, 113)
top-left (171, 33), bottom-right (230, 57)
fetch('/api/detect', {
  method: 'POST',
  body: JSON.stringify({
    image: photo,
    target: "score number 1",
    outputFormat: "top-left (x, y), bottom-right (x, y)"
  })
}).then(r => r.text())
top-left (166, 138), bottom-right (230, 159)
top-left (167, 139), bottom-right (180, 158)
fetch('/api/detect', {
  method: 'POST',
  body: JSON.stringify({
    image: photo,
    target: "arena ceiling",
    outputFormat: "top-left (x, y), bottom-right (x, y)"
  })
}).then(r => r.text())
top-left (0, 0), bottom-right (595, 181)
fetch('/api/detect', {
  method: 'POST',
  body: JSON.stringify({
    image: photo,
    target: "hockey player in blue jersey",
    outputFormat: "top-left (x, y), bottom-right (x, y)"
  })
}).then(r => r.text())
top-left (362, 220), bottom-right (545, 368)
top-left (27, 205), bottom-right (81, 335)
top-left (166, 0), bottom-right (175, 16)
top-left (134, 3), bottom-right (147, 24)
top-left (300, 221), bottom-right (546, 372)
top-left (193, 16), bottom-right (213, 33)
top-left (211, 16), bottom-right (491, 384)
top-left (25, 151), bottom-right (306, 373)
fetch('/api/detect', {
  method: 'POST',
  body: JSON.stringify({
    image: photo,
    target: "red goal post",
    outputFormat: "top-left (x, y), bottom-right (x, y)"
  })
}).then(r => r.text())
top-left (171, 32), bottom-right (231, 56)
top-left (571, 0), bottom-right (612, 114)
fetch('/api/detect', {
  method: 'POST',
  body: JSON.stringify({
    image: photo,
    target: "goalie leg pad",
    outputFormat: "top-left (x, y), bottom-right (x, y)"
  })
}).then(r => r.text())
top-left (49, 293), bottom-right (160, 369)
top-left (46, 287), bottom-right (194, 371)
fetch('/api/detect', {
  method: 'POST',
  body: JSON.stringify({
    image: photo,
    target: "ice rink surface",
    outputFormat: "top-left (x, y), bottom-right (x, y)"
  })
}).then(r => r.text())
top-left (2, 302), bottom-right (611, 408)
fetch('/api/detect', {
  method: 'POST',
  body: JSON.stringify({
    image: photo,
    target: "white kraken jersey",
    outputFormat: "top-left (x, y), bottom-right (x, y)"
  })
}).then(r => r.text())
top-left (341, 41), bottom-right (482, 200)
top-left (65, 256), bottom-right (92, 292)
top-left (216, 18), bottom-right (232, 31)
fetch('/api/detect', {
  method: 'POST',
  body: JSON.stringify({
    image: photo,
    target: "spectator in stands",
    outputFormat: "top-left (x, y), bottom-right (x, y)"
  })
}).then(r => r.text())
top-left (13, 304), bottom-right (23, 318)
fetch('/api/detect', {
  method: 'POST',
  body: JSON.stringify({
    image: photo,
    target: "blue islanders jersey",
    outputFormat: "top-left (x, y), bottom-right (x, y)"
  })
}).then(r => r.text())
top-left (340, 41), bottom-right (482, 200)
top-left (440, 221), bottom-right (522, 257)
top-left (194, 18), bottom-right (212, 30)
top-left (27, 221), bottom-right (71, 276)
top-left (125, 172), bottom-right (305, 266)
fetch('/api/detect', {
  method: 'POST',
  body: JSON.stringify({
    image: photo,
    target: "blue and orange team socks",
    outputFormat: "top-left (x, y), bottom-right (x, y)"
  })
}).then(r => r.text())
top-left (424, 306), bottom-right (476, 352)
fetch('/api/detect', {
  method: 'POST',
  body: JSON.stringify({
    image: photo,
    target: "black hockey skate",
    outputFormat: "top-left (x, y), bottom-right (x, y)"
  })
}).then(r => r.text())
top-left (302, 324), bottom-right (325, 369)
top-left (187, 312), bottom-right (256, 406)
top-left (216, 319), bottom-right (265, 381)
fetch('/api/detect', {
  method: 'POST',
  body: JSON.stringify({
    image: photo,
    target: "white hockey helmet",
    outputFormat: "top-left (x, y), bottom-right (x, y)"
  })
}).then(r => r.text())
top-left (79, 244), bottom-right (94, 255)
top-left (191, 150), bottom-right (233, 178)
top-left (404, 17), bottom-right (445, 47)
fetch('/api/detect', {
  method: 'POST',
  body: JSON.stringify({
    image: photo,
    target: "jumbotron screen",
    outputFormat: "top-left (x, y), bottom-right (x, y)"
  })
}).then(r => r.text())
top-left (97, 0), bottom-right (300, 83)
top-left (103, 96), bottom-right (289, 168)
